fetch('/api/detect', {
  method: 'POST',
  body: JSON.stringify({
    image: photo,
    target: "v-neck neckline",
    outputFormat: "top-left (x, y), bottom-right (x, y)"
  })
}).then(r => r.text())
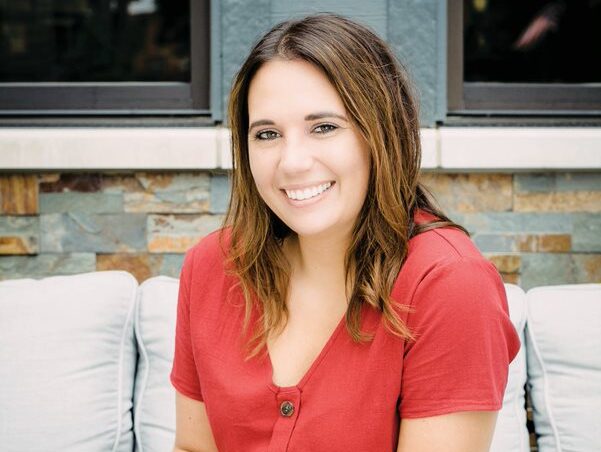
top-left (265, 312), bottom-right (347, 393)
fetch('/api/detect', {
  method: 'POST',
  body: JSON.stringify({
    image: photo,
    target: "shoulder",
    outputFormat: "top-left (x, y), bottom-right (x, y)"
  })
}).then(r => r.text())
top-left (185, 227), bottom-right (230, 263)
top-left (403, 222), bottom-right (491, 281)
top-left (398, 223), bottom-right (515, 355)
top-left (181, 227), bottom-right (232, 283)
top-left (395, 212), bottom-right (505, 312)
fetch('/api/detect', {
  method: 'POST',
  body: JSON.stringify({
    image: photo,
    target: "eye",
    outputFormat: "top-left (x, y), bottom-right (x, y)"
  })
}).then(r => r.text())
top-left (254, 130), bottom-right (280, 141)
top-left (313, 123), bottom-right (338, 134)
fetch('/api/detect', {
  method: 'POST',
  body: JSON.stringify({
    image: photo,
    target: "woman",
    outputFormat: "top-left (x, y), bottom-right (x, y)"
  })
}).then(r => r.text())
top-left (171, 13), bottom-right (520, 452)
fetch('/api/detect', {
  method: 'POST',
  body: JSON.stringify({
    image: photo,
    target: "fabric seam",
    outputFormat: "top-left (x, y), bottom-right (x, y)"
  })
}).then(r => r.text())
top-left (525, 299), bottom-right (562, 451)
top-left (133, 280), bottom-right (149, 452)
top-left (111, 272), bottom-right (138, 452)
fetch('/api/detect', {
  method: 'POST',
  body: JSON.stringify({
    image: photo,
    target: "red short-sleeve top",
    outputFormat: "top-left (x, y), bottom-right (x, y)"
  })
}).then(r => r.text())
top-left (170, 211), bottom-right (520, 452)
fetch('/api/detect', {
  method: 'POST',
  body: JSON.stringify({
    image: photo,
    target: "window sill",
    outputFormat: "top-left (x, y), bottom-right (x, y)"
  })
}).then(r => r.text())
top-left (0, 126), bottom-right (599, 172)
top-left (437, 127), bottom-right (601, 171)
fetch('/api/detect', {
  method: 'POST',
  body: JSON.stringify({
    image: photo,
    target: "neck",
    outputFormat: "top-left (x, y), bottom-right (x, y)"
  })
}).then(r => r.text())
top-left (285, 229), bottom-right (352, 290)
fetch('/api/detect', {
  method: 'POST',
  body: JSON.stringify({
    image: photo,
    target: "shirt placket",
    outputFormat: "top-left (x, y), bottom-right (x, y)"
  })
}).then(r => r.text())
top-left (267, 387), bottom-right (302, 452)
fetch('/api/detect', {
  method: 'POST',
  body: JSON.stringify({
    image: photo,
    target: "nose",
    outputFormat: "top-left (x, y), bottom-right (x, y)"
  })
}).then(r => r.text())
top-left (278, 135), bottom-right (314, 174)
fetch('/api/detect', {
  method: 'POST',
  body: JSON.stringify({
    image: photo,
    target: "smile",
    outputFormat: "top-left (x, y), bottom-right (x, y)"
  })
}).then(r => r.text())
top-left (284, 182), bottom-right (333, 201)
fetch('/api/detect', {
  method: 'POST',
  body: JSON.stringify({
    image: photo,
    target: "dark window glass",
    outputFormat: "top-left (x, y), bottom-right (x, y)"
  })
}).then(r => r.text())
top-left (0, 0), bottom-right (190, 82)
top-left (464, 0), bottom-right (601, 83)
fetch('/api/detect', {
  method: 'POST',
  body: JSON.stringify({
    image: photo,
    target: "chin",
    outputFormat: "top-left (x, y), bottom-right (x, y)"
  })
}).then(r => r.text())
top-left (280, 216), bottom-right (344, 240)
top-left (284, 223), bottom-right (330, 238)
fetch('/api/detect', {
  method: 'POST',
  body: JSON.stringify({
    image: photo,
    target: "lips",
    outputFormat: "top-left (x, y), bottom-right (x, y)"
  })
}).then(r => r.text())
top-left (284, 181), bottom-right (333, 201)
top-left (281, 181), bottom-right (335, 207)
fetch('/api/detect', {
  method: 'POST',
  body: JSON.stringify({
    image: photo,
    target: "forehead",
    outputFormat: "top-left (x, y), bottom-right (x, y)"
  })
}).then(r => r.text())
top-left (247, 58), bottom-right (346, 119)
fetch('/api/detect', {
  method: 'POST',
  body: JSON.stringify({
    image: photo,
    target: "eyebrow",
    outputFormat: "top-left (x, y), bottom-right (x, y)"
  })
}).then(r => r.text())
top-left (248, 111), bottom-right (348, 131)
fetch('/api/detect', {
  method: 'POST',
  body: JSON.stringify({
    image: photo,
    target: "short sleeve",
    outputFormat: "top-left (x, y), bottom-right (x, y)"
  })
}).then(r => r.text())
top-left (170, 249), bottom-right (204, 401)
top-left (398, 256), bottom-right (520, 418)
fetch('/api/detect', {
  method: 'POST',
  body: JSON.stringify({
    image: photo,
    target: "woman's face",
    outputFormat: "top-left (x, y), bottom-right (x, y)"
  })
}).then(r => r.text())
top-left (247, 58), bottom-right (370, 240)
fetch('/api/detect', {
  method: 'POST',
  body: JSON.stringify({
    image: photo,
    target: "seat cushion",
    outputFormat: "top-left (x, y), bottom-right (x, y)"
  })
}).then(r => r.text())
top-left (133, 276), bottom-right (179, 452)
top-left (489, 283), bottom-right (530, 452)
top-left (0, 271), bottom-right (137, 452)
top-left (526, 284), bottom-right (601, 452)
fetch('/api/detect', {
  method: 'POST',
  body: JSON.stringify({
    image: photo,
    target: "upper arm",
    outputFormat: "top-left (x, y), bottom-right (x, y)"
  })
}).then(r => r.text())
top-left (173, 390), bottom-right (218, 452)
top-left (399, 256), bottom-right (520, 419)
top-left (171, 244), bottom-right (218, 451)
top-left (396, 410), bottom-right (499, 452)
top-left (396, 256), bottom-right (515, 451)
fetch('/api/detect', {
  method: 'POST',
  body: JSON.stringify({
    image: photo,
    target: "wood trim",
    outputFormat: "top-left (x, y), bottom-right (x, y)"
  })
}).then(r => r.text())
top-left (447, 0), bottom-right (464, 111)
top-left (191, 0), bottom-right (211, 110)
top-left (0, 1), bottom-right (211, 115)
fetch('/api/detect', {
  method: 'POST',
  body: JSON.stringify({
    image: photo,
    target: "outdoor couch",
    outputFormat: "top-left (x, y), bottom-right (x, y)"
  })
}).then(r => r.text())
top-left (0, 271), bottom-right (599, 452)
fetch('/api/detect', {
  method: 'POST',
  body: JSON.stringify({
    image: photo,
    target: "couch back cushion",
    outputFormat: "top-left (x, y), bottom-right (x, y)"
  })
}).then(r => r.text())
top-left (489, 283), bottom-right (530, 452)
top-left (133, 276), bottom-right (178, 452)
top-left (526, 284), bottom-right (601, 452)
top-left (0, 271), bottom-right (137, 452)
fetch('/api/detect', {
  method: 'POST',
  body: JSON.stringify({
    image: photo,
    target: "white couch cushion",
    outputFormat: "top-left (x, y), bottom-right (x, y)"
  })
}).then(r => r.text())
top-left (0, 271), bottom-right (137, 452)
top-left (133, 276), bottom-right (179, 452)
top-left (489, 283), bottom-right (530, 452)
top-left (526, 284), bottom-right (601, 452)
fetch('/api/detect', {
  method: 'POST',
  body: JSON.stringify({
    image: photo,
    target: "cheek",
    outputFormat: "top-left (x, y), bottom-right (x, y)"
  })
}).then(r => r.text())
top-left (340, 138), bottom-right (370, 187)
top-left (349, 146), bottom-right (371, 207)
top-left (248, 151), bottom-right (262, 183)
top-left (248, 152), bottom-right (273, 197)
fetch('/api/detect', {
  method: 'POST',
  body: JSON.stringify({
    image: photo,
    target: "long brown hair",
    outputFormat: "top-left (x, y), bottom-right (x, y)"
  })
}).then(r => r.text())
top-left (223, 13), bottom-right (467, 359)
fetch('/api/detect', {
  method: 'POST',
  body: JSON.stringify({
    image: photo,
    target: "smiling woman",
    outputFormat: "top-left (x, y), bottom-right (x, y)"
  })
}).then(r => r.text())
top-left (247, 58), bottom-right (370, 240)
top-left (170, 13), bottom-right (520, 452)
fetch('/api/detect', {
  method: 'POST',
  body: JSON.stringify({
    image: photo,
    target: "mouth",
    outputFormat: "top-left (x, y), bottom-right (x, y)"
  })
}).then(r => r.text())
top-left (281, 181), bottom-right (335, 202)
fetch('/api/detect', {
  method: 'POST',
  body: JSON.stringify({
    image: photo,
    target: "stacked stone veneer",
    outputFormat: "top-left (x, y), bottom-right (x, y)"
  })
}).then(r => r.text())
top-left (421, 172), bottom-right (601, 289)
top-left (0, 171), bottom-right (599, 288)
top-left (0, 172), bottom-right (227, 282)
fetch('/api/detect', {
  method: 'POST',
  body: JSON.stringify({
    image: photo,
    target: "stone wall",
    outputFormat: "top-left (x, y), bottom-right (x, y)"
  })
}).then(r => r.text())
top-left (421, 172), bottom-right (601, 290)
top-left (1, 171), bottom-right (599, 289)
top-left (0, 172), bottom-right (228, 282)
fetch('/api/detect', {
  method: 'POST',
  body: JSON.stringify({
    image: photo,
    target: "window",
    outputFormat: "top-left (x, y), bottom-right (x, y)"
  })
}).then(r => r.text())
top-left (0, 0), bottom-right (210, 115)
top-left (448, 0), bottom-right (601, 115)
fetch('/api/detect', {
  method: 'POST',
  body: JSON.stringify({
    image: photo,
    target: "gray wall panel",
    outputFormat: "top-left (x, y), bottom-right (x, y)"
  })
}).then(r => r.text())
top-left (219, 0), bottom-right (443, 125)
top-left (271, 1), bottom-right (387, 39)
top-left (220, 0), bottom-right (272, 121)
top-left (388, 0), bottom-right (443, 126)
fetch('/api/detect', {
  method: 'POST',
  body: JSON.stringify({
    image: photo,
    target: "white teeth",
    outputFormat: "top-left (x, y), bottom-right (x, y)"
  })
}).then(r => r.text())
top-left (285, 182), bottom-right (332, 201)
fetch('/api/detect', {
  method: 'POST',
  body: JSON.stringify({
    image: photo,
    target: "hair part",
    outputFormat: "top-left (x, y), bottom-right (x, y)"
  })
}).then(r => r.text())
top-left (223, 13), bottom-right (467, 359)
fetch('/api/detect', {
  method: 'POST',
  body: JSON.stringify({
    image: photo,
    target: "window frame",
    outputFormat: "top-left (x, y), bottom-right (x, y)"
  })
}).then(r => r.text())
top-left (447, 0), bottom-right (601, 116)
top-left (0, 0), bottom-right (211, 116)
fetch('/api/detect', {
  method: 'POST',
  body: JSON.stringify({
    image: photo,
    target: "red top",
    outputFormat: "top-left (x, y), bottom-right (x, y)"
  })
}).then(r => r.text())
top-left (170, 210), bottom-right (520, 452)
